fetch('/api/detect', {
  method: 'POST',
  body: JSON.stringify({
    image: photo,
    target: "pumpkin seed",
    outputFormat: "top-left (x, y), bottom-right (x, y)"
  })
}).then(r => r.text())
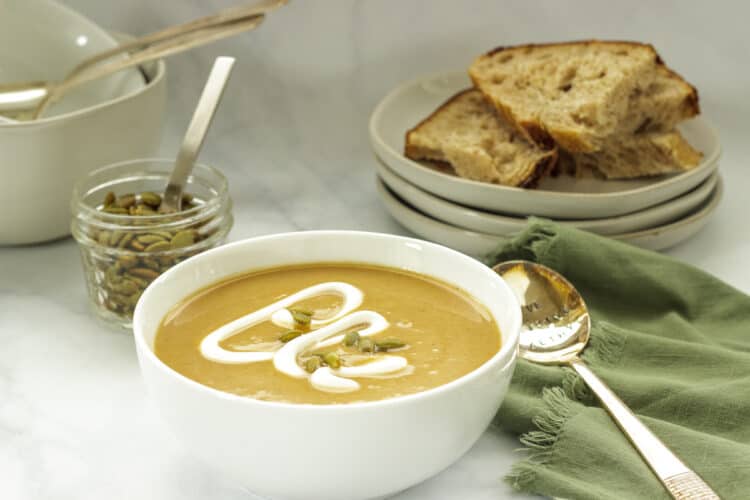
top-left (359, 338), bottom-right (374, 353)
top-left (289, 308), bottom-right (313, 327)
top-left (343, 331), bottom-right (360, 347)
top-left (170, 230), bottom-right (196, 249)
top-left (323, 352), bottom-right (341, 369)
top-left (146, 240), bottom-right (171, 252)
top-left (151, 231), bottom-right (174, 240)
top-left (130, 240), bottom-right (146, 251)
top-left (141, 258), bottom-right (160, 271)
top-left (114, 279), bottom-right (139, 295)
top-left (375, 338), bottom-right (406, 351)
top-left (117, 232), bottom-right (134, 249)
top-left (304, 356), bottom-right (321, 373)
top-left (279, 330), bottom-right (303, 343)
top-left (129, 290), bottom-right (143, 306)
top-left (145, 240), bottom-right (170, 252)
top-left (136, 234), bottom-right (166, 244)
top-left (116, 194), bottom-right (136, 209)
top-left (105, 266), bottom-right (122, 285)
top-left (117, 254), bottom-right (138, 269)
top-left (158, 256), bottom-right (174, 267)
top-left (128, 275), bottom-right (149, 288)
top-left (139, 191), bottom-right (161, 207)
top-left (103, 191), bottom-right (116, 207)
top-left (108, 231), bottom-right (124, 247)
top-left (103, 207), bottom-right (128, 215)
top-left (134, 204), bottom-right (157, 216)
top-left (128, 267), bottom-right (160, 281)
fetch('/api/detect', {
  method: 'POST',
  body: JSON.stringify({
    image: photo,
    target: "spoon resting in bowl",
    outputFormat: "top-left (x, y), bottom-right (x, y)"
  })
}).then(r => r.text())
top-left (494, 260), bottom-right (719, 500)
top-left (0, 0), bottom-right (285, 120)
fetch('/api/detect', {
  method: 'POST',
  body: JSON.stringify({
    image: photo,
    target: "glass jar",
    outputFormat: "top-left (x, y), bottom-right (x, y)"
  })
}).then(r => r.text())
top-left (71, 159), bottom-right (233, 330)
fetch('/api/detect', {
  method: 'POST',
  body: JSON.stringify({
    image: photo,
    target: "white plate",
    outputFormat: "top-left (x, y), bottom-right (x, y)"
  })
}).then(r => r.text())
top-left (376, 157), bottom-right (719, 237)
top-left (377, 176), bottom-right (723, 257)
top-left (369, 71), bottom-right (721, 218)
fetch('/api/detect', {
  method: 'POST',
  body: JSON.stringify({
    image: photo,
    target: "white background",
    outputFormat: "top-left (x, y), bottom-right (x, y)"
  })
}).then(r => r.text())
top-left (2, 1), bottom-right (748, 498)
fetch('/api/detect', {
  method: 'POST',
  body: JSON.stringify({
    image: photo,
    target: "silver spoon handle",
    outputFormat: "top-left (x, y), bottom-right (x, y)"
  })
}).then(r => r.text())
top-left (163, 56), bottom-right (235, 208)
top-left (33, 16), bottom-right (260, 119)
top-left (569, 358), bottom-right (719, 499)
top-left (66, 0), bottom-right (286, 79)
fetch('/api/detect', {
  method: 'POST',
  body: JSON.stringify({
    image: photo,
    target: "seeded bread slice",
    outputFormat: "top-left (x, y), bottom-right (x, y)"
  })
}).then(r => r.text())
top-left (404, 89), bottom-right (557, 187)
top-left (469, 40), bottom-right (662, 152)
top-left (567, 130), bottom-right (702, 179)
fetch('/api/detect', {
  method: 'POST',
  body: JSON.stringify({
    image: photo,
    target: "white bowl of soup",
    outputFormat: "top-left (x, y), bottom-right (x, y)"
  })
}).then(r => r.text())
top-left (133, 231), bottom-right (521, 500)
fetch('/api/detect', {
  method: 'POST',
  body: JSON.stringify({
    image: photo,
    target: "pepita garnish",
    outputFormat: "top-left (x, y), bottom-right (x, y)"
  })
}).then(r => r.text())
top-left (374, 338), bottom-right (406, 351)
top-left (304, 357), bottom-right (321, 373)
top-left (289, 308), bottom-right (313, 328)
top-left (358, 338), bottom-right (374, 353)
top-left (323, 352), bottom-right (341, 369)
top-left (343, 331), bottom-right (360, 347)
top-left (279, 330), bottom-right (303, 343)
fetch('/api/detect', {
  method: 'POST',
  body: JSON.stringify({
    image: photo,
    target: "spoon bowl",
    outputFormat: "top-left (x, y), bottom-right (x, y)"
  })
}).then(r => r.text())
top-left (494, 260), bottom-right (590, 364)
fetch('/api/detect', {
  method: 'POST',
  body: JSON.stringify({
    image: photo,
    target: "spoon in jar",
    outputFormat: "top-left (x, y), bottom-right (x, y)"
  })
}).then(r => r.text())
top-left (159, 56), bottom-right (235, 213)
top-left (494, 260), bottom-right (719, 500)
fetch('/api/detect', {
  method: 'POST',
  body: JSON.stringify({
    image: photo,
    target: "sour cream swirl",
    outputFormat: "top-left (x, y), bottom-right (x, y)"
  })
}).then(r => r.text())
top-left (199, 282), bottom-right (411, 393)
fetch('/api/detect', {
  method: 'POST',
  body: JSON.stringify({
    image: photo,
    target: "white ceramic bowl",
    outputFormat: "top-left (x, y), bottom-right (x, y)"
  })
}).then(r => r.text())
top-left (369, 71), bottom-right (721, 218)
top-left (0, 2), bottom-right (167, 245)
top-left (133, 231), bottom-right (522, 500)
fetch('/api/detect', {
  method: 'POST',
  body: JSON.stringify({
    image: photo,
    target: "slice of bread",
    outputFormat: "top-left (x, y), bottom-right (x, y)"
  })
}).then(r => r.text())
top-left (469, 40), bottom-right (662, 152)
top-left (569, 129), bottom-right (703, 179)
top-left (620, 65), bottom-right (699, 135)
top-left (404, 89), bottom-right (557, 187)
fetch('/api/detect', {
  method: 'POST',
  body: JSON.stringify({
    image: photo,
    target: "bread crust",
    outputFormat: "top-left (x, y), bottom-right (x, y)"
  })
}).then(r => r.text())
top-left (470, 40), bottom-right (664, 152)
top-left (518, 148), bottom-right (557, 188)
top-left (483, 39), bottom-right (661, 61)
top-left (659, 65), bottom-right (700, 117)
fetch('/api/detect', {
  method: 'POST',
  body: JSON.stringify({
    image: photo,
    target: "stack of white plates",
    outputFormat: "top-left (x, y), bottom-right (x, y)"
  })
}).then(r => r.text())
top-left (369, 72), bottom-right (723, 257)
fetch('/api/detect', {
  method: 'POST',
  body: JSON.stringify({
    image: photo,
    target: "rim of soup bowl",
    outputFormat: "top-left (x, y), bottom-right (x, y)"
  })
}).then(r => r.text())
top-left (132, 230), bottom-right (522, 411)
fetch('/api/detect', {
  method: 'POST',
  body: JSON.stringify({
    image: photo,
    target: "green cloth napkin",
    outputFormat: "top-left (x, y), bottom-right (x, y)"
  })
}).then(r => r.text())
top-left (487, 219), bottom-right (750, 500)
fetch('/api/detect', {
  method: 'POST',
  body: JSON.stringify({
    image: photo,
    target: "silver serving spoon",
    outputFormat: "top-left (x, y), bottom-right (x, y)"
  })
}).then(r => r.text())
top-left (0, 0), bottom-right (287, 120)
top-left (494, 260), bottom-right (719, 500)
top-left (159, 56), bottom-right (235, 213)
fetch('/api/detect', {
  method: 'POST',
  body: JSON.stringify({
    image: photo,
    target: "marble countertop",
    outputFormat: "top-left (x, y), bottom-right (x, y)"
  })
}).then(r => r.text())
top-left (3, 1), bottom-right (750, 498)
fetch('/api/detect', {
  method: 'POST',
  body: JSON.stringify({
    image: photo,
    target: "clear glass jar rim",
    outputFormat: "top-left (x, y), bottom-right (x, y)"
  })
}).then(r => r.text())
top-left (71, 158), bottom-right (229, 227)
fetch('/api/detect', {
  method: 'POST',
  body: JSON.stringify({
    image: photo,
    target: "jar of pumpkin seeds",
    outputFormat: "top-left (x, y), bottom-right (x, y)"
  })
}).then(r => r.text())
top-left (71, 159), bottom-right (233, 329)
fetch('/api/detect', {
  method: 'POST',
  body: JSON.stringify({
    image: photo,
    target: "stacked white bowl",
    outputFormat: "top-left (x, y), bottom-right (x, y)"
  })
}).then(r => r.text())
top-left (0, 0), bottom-right (167, 245)
top-left (369, 72), bottom-right (722, 257)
